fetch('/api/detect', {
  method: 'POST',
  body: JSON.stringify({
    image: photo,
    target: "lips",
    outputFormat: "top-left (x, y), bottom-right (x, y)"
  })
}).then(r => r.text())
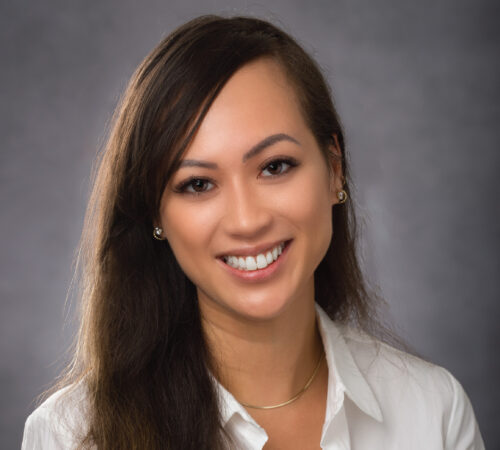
top-left (222, 241), bottom-right (286, 271)
top-left (216, 239), bottom-right (292, 281)
top-left (215, 239), bottom-right (290, 259)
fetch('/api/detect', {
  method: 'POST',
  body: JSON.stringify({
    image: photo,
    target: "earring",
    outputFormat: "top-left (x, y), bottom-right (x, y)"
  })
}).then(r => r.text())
top-left (153, 226), bottom-right (165, 241)
top-left (337, 189), bottom-right (347, 204)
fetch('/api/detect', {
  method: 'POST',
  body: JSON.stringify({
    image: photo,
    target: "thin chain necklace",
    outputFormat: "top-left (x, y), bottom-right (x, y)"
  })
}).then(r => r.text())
top-left (238, 351), bottom-right (324, 410)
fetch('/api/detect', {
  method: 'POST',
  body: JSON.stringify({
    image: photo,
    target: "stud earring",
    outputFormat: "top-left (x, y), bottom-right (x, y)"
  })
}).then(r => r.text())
top-left (337, 189), bottom-right (347, 204)
top-left (153, 226), bottom-right (165, 240)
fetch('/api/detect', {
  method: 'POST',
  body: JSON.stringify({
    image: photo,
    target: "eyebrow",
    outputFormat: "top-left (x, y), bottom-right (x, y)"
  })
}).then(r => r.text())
top-left (178, 133), bottom-right (301, 169)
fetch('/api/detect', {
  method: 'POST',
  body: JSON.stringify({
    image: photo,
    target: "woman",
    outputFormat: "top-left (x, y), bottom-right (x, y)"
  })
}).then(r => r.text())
top-left (22, 15), bottom-right (484, 449)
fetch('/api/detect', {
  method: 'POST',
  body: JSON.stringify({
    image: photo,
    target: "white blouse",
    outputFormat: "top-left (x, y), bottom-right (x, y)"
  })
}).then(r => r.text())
top-left (22, 303), bottom-right (485, 449)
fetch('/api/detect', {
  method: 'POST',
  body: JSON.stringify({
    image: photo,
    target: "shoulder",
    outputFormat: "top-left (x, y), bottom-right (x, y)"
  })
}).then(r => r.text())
top-left (338, 323), bottom-right (485, 449)
top-left (22, 380), bottom-right (90, 450)
top-left (340, 324), bottom-right (454, 392)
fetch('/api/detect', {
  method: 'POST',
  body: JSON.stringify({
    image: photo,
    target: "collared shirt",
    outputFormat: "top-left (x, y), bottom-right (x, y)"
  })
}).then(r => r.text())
top-left (214, 304), bottom-right (485, 449)
top-left (22, 303), bottom-right (485, 449)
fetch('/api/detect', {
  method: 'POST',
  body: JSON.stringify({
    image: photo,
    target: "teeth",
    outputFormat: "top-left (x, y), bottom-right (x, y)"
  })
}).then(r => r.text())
top-left (256, 254), bottom-right (267, 269)
top-left (223, 242), bottom-right (286, 271)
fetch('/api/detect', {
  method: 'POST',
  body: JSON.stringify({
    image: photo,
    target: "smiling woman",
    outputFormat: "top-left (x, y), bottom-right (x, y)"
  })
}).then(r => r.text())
top-left (159, 59), bottom-right (342, 323)
top-left (21, 15), bottom-right (484, 450)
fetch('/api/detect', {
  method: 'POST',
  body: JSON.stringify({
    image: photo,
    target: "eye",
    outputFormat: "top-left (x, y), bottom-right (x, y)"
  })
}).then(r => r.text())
top-left (174, 157), bottom-right (299, 197)
top-left (260, 157), bottom-right (299, 177)
top-left (174, 177), bottom-right (214, 195)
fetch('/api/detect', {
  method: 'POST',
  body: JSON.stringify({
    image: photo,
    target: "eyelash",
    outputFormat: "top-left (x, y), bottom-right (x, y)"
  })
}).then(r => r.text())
top-left (173, 157), bottom-right (299, 196)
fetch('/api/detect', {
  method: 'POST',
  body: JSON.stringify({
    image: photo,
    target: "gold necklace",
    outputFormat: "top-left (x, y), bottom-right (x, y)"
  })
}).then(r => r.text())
top-left (238, 352), bottom-right (324, 410)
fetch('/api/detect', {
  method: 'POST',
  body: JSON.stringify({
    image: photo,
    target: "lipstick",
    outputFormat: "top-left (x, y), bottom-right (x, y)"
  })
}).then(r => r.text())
top-left (216, 240), bottom-right (292, 282)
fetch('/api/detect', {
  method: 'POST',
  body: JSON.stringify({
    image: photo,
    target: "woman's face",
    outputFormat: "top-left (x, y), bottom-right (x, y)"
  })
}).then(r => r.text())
top-left (159, 58), bottom-right (343, 322)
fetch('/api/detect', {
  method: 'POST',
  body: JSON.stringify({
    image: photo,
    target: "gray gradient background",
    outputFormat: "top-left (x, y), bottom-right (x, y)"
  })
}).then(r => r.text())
top-left (2, 0), bottom-right (499, 448)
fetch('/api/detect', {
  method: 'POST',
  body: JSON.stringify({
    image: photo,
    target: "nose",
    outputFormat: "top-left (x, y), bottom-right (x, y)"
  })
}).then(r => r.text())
top-left (222, 181), bottom-right (273, 238)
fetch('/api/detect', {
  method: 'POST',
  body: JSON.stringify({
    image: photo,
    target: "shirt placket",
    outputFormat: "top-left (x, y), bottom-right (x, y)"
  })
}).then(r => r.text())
top-left (320, 389), bottom-right (351, 450)
top-left (226, 413), bottom-right (269, 450)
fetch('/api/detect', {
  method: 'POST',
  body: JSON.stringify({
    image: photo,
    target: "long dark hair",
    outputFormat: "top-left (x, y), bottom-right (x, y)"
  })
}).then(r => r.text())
top-left (52, 14), bottom-right (388, 449)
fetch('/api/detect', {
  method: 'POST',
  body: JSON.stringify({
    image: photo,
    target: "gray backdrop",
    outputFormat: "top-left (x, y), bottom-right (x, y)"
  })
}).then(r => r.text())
top-left (2, 0), bottom-right (499, 448)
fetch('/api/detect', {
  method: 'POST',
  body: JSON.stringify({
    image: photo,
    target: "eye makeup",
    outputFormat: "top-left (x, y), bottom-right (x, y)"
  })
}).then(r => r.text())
top-left (173, 156), bottom-right (300, 196)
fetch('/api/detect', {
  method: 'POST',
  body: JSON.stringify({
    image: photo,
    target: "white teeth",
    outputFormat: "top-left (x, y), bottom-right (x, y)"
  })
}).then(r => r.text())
top-left (223, 242), bottom-right (286, 271)
top-left (256, 254), bottom-right (267, 269)
top-left (245, 256), bottom-right (256, 270)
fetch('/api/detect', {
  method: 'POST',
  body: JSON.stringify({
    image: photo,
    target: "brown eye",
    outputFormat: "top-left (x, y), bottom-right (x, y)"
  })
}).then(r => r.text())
top-left (191, 179), bottom-right (208, 192)
top-left (261, 158), bottom-right (298, 177)
top-left (266, 161), bottom-right (284, 175)
top-left (175, 178), bottom-right (214, 195)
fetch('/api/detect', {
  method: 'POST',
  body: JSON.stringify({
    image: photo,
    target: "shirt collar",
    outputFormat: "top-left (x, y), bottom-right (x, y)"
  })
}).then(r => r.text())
top-left (212, 302), bottom-right (383, 429)
top-left (315, 302), bottom-right (383, 424)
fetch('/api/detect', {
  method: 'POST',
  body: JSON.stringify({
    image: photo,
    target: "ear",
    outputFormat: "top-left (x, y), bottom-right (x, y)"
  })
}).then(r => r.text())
top-left (328, 134), bottom-right (344, 205)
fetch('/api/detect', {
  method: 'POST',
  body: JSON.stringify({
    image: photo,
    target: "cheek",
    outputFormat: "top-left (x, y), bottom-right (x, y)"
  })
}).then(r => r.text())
top-left (282, 175), bottom-right (333, 254)
top-left (160, 201), bottom-right (214, 268)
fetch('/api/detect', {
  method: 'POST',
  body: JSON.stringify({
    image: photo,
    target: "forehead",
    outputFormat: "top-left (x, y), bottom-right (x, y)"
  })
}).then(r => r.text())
top-left (182, 58), bottom-right (311, 162)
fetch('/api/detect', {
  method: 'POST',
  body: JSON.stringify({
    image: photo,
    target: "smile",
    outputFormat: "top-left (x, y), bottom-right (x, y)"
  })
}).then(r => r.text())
top-left (222, 241), bottom-right (288, 271)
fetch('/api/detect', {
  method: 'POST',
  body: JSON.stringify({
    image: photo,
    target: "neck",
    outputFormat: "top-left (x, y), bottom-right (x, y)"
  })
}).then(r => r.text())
top-left (199, 292), bottom-right (324, 408)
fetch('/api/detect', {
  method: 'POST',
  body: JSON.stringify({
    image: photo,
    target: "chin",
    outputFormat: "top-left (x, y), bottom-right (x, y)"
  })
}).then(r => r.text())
top-left (228, 294), bottom-right (293, 322)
